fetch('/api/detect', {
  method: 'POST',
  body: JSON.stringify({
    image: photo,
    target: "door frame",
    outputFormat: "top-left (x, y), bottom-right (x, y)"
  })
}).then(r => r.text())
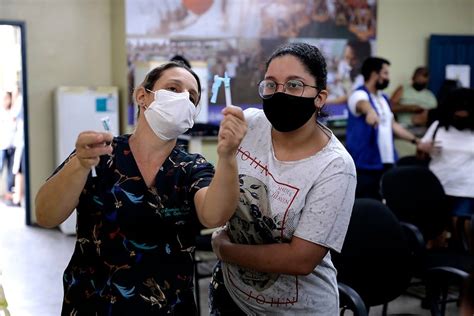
top-left (0, 20), bottom-right (31, 225)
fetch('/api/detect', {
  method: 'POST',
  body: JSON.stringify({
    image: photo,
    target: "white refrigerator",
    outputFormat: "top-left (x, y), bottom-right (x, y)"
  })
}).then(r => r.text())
top-left (54, 86), bottom-right (119, 234)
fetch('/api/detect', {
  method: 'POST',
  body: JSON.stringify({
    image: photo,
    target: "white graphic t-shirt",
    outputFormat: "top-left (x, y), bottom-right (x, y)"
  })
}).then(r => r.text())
top-left (222, 108), bottom-right (357, 315)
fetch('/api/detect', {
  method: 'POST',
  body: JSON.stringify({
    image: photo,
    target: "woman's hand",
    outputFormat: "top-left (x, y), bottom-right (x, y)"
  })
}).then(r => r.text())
top-left (417, 140), bottom-right (442, 156)
top-left (217, 106), bottom-right (247, 159)
top-left (75, 131), bottom-right (114, 171)
top-left (211, 227), bottom-right (231, 261)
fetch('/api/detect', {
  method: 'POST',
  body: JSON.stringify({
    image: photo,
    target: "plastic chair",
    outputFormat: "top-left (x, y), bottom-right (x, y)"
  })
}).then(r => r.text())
top-left (332, 198), bottom-right (413, 314)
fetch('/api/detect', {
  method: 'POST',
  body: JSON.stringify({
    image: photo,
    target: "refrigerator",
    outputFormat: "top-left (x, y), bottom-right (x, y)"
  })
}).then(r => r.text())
top-left (54, 86), bottom-right (119, 234)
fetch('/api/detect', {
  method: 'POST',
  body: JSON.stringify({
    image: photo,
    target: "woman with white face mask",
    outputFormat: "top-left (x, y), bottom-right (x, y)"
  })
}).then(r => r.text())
top-left (35, 62), bottom-right (247, 315)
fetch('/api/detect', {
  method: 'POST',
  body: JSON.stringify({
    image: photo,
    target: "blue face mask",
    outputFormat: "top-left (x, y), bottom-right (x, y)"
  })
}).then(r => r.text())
top-left (262, 92), bottom-right (319, 132)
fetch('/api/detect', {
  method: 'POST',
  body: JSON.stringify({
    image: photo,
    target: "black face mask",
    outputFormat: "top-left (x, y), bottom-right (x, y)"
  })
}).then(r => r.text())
top-left (413, 82), bottom-right (427, 91)
top-left (375, 79), bottom-right (389, 90)
top-left (451, 117), bottom-right (471, 130)
top-left (263, 92), bottom-right (318, 132)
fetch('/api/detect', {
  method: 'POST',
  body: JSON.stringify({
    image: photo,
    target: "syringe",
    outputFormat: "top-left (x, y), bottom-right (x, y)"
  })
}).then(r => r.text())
top-left (91, 116), bottom-right (112, 177)
top-left (210, 72), bottom-right (232, 107)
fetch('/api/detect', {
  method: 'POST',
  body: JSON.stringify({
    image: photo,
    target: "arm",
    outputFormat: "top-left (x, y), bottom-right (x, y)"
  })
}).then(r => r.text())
top-left (356, 100), bottom-right (380, 127)
top-left (213, 230), bottom-right (328, 275)
top-left (194, 106), bottom-right (247, 228)
top-left (390, 85), bottom-right (424, 113)
top-left (35, 132), bottom-right (113, 228)
top-left (392, 120), bottom-right (418, 143)
top-left (213, 168), bottom-right (357, 276)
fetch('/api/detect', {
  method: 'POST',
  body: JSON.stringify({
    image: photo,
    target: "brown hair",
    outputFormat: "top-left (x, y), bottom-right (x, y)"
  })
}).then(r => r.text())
top-left (134, 61), bottom-right (201, 115)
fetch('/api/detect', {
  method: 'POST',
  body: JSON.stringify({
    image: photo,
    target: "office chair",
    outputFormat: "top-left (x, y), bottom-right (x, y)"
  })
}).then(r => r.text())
top-left (401, 222), bottom-right (473, 315)
top-left (380, 165), bottom-right (449, 242)
top-left (395, 155), bottom-right (429, 167)
top-left (194, 233), bottom-right (217, 316)
top-left (338, 282), bottom-right (368, 316)
top-left (332, 198), bottom-right (413, 315)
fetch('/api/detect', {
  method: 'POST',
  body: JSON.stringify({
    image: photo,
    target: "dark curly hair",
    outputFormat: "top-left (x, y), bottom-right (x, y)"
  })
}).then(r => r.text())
top-left (438, 88), bottom-right (474, 131)
top-left (265, 42), bottom-right (327, 90)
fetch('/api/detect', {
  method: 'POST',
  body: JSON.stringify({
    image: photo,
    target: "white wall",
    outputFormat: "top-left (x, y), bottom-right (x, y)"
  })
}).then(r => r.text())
top-left (0, 0), bottom-right (114, 222)
top-left (0, 0), bottom-right (473, 224)
top-left (377, 0), bottom-right (474, 94)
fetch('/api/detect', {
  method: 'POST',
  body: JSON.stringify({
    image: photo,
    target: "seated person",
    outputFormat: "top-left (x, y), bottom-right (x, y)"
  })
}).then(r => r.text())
top-left (390, 67), bottom-right (437, 128)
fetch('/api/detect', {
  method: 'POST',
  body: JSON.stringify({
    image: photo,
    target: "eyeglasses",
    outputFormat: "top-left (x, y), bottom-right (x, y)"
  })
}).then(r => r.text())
top-left (258, 79), bottom-right (318, 99)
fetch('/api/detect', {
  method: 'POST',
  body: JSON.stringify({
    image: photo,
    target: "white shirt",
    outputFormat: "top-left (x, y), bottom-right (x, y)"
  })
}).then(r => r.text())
top-left (421, 121), bottom-right (474, 198)
top-left (348, 89), bottom-right (395, 164)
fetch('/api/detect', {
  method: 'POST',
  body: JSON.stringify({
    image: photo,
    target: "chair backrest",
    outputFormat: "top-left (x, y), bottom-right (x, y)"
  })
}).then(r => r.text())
top-left (332, 198), bottom-right (413, 308)
top-left (395, 155), bottom-right (429, 167)
top-left (380, 166), bottom-right (450, 240)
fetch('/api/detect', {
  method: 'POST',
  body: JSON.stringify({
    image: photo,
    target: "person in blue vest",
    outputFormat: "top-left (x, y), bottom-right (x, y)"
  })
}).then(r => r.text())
top-left (346, 57), bottom-right (419, 199)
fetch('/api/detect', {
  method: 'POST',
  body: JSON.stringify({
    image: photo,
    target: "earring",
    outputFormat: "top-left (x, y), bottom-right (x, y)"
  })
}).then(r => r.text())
top-left (316, 107), bottom-right (322, 116)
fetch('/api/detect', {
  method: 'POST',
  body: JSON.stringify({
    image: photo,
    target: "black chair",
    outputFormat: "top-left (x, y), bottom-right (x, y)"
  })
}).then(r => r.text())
top-left (380, 166), bottom-right (450, 242)
top-left (332, 198), bottom-right (413, 315)
top-left (426, 266), bottom-right (470, 316)
top-left (338, 282), bottom-right (368, 316)
top-left (395, 155), bottom-right (429, 167)
top-left (193, 233), bottom-right (217, 316)
top-left (401, 221), bottom-right (474, 315)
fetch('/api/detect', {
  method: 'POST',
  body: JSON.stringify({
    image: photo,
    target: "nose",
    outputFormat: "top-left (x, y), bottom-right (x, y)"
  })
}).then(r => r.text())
top-left (275, 83), bottom-right (285, 93)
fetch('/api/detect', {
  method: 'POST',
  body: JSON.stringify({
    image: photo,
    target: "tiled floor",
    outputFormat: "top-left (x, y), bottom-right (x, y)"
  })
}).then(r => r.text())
top-left (0, 201), bottom-right (460, 315)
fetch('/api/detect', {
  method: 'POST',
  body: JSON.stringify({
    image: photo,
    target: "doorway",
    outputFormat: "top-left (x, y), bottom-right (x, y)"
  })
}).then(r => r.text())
top-left (0, 21), bottom-right (30, 225)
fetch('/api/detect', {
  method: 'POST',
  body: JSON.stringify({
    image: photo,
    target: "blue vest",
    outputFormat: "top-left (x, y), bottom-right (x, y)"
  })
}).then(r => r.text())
top-left (346, 86), bottom-right (397, 170)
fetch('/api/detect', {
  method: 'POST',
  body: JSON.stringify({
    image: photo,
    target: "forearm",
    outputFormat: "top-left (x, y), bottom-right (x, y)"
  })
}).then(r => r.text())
top-left (199, 156), bottom-right (239, 228)
top-left (392, 121), bottom-right (417, 142)
top-left (392, 104), bottom-right (422, 113)
top-left (222, 242), bottom-right (301, 274)
top-left (219, 239), bottom-right (325, 276)
top-left (35, 156), bottom-right (90, 228)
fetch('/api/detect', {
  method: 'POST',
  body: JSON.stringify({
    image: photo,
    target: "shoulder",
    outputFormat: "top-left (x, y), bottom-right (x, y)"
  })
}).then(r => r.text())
top-left (243, 107), bottom-right (269, 129)
top-left (348, 90), bottom-right (369, 114)
top-left (349, 89), bottom-right (369, 102)
top-left (312, 134), bottom-right (356, 180)
top-left (243, 107), bottom-right (264, 121)
top-left (325, 137), bottom-right (357, 176)
top-left (173, 146), bottom-right (214, 171)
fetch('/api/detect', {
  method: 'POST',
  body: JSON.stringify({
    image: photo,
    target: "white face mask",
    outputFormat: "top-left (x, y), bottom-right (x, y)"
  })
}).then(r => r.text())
top-left (143, 89), bottom-right (197, 141)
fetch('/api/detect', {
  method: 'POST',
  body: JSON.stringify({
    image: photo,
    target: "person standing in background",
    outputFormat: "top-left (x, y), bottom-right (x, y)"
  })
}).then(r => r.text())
top-left (0, 91), bottom-right (17, 204)
top-left (417, 88), bottom-right (474, 251)
top-left (346, 57), bottom-right (419, 199)
top-left (11, 85), bottom-right (25, 207)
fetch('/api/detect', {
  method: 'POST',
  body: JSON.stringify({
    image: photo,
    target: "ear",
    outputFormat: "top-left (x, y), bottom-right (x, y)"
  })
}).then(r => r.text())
top-left (135, 86), bottom-right (148, 109)
top-left (315, 89), bottom-right (328, 110)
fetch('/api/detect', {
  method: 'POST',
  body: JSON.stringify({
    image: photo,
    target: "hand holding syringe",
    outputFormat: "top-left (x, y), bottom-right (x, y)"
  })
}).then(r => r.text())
top-left (91, 116), bottom-right (112, 177)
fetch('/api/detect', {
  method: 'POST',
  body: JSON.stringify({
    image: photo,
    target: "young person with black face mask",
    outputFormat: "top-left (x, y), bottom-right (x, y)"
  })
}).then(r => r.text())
top-left (390, 66), bottom-right (438, 128)
top-left (209, 42), bottom-right (357, 315)
top-left (346, 56), bottom-right (419, 200)
top-left (35, 61), bottom-right (247, 315)
top-left (417, 88), bottom-right (474, 250)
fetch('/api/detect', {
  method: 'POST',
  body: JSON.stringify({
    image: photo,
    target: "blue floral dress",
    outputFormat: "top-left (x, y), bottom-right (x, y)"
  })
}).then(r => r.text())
top-left (56, 135), bottom-right (214, 315)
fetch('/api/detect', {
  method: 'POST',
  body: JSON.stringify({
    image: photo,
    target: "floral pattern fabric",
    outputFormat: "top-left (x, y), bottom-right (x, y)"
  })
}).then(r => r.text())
top-left (55, 135), bottom-right (214, 316)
